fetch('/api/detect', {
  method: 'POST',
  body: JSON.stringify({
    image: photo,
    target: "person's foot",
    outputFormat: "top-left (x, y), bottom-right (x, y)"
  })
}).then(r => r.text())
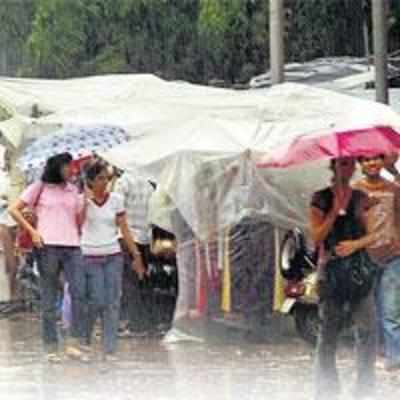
top-left (156, 323), bottom-right (171, 335)
top-left (117, 328), bottom-right (134, 338)
top-left (65, 345), bottom-right (91, 362)
top-left (384, 359), bottom-right (400, 371)
top-left (45, 352), bottom-right (62, 364)
top-left (103, 353), bottom-right (118, 362)
top-left (80, 344), bottom-right (93, 354)
top-left (376, 358), bottom-right (386, 370)
top-left (127, 330), bottom-right (149, 338)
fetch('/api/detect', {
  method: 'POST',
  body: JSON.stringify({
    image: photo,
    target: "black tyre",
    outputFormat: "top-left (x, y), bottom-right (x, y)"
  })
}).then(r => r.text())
top-left (279, 229), bottom-right (315, 281)
top-left (293, 304), bottom-right (319, 345)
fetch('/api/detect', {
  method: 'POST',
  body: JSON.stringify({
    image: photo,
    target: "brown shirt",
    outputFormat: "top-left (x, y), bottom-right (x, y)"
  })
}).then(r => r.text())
top-left (353, 178), bottom-right (400, 265)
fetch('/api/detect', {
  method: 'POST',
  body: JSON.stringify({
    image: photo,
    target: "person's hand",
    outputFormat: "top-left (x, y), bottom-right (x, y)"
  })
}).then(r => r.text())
top-left (22, 208), bottom-right (35, 224)
top-left (332, 187), bottom-right (351, 216)
top-left (332, 192), bottom-right (347, 216)
top-left (335, 240), bottom-right (358, 257)
top-left (384, 153), bottom-right (399, 176)
top-left (84, 185), bottom-right (94, 201)
top-left (332, 194), bottom-right (343, 215)
top-left (132, 256), bottom-right (146, 280)
top-left (31, 229), bottom-right (44, 248)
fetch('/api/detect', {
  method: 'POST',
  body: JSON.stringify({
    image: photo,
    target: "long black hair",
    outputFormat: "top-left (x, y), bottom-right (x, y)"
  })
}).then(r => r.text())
top-left (41, 152), bottom-right (73, 184)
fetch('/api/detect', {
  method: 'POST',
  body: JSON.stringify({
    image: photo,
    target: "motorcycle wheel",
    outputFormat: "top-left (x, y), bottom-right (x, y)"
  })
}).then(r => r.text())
top-left (293, 304), bottom-right (319, 345)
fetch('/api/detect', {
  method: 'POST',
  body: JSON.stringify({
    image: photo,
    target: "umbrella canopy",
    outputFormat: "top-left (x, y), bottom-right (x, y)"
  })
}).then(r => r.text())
top-left (102, 83), bottom-right (400, 238)
top-left (17, 124), bottom-right (129, 173)
top-left (257, 126), bottom-right (400, 168)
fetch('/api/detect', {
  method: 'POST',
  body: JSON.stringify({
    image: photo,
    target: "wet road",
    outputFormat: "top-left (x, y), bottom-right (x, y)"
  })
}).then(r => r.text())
top-left (0, 315), bottom-right (399, 400)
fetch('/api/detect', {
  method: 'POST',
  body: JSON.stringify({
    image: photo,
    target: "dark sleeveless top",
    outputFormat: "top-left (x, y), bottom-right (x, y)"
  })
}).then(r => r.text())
top-left (311, 188), bottom-right (366, 254)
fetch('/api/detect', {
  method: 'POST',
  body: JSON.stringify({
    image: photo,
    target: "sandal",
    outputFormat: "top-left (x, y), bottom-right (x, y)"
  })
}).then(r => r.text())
top-left (65, 346), bottom-right (91, 363)
top-left (46, 352), bottom-right (62, 363)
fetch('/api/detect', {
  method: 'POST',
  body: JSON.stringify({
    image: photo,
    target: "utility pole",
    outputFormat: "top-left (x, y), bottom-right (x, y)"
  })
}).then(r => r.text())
top-left (269, 0), bottom-right (285, 85)
top-left (372, 0), bottom-right (389, 104)
top-left (362, 1), bottom-right (371, 70)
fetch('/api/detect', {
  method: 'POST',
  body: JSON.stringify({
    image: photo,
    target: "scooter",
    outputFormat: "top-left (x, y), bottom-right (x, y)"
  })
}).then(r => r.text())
top-left (279, 228), bottom-right (320, 344)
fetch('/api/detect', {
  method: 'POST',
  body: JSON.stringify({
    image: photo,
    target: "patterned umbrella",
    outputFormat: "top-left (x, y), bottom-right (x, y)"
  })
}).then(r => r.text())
top-left (17, 124), bottom-right (130, 173)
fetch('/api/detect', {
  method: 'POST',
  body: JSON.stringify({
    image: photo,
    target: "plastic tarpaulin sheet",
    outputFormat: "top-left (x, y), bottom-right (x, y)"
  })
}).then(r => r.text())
top-left (2, 76), bottom-right (400, 333)
top-left (172, 217), bottom-right (277, 321)
top-left (104, 82), bottom-right (400, 238)
top-left (101, 82), bottom-right (400, 331)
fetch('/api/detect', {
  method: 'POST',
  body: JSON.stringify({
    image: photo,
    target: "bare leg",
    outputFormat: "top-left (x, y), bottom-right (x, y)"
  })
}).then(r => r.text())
top-left (0, 225), bottom-right (18, 299)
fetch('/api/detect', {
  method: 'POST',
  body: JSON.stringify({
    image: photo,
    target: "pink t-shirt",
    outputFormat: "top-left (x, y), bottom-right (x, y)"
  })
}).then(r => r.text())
top-left (20, 182), bottom-right (82, 247)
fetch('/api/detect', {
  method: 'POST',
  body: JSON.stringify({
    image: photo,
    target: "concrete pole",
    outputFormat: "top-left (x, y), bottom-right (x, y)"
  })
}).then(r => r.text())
top-left (372, 0), bottom-right (389, 104)
top-left (362, 4), bottom-right (371, 70)
top-left (269, 0), bottom-right (285, 85)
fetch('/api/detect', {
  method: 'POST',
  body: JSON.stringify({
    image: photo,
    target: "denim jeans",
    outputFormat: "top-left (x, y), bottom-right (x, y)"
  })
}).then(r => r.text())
top-left (314, 285), bottom-right (376, 400)
top-left (376, 257), bottom-right (400, 366)
top-left (35, 246), bottom-right (84, 349)
top-left (82, 254), bottom-right (123, 354)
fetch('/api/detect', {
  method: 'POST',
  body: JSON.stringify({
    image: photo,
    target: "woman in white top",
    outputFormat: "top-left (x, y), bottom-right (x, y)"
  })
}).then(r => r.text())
top-left (80, 161), bottom-right (145, 360)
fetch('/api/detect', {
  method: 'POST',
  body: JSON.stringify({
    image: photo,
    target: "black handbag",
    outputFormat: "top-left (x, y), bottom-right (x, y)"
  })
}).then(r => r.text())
top-left (325, 250), bottom-right (377, 305)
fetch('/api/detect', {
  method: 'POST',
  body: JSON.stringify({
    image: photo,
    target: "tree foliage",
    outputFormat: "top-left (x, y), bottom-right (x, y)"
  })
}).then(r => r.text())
top-left (0, 0), bottom-right (36, 75)
top-left (0, 0), bottom-right (399, 83)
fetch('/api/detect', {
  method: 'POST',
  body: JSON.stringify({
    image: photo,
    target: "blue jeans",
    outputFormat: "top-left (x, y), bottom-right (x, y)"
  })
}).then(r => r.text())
top-left (376, 257), bottom-right (400, 365)
top-left (81, 254), bottom-right (123, 354)
top-left (36, 246), bottom-right (85, 349)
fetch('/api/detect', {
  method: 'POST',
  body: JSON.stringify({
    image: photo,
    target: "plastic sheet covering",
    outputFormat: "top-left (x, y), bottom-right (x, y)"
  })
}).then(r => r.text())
top-left (170, 209), bottom-right (276, 333)
top-left (145, 151), bottom-right (297, 335)
top-left (4, 78), bottom-right (398, 336)
top-left (103, 82), bottom-right (400, 337)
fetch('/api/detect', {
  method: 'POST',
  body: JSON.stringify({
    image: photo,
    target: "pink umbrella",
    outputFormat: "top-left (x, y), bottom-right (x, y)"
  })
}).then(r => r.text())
top-left (257, 125), bottom-right (400, 168)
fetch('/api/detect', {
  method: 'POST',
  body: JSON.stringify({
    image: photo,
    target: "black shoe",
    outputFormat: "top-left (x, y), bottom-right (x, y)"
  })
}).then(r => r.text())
top-left (117, 328), bottom-right (134, 338)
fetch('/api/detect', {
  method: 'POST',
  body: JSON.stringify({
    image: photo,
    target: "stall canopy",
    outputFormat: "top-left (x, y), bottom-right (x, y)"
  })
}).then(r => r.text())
top-left (2, 74), bottom-right (400, 236)
top-left (102, 82), bottom-right (400, 238)
top-left (3, 74), bottom-right (400, 329)
top-left (0, 74), bottom-right (277, 149)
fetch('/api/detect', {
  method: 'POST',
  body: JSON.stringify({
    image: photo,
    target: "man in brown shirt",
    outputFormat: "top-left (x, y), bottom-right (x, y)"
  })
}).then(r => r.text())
top-left (354, 154), bottom-right (400, 371)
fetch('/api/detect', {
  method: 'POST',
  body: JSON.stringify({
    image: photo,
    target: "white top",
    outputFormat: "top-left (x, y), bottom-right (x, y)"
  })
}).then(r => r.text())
top-left (81, 192), bottom-right (125, 256)
top-left (114, 172), bottom-right (153, 244)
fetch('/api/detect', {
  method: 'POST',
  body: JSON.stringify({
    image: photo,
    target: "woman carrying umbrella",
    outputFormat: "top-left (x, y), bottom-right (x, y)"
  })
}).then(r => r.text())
top-left (310, 157), bottom-right (379, 400)
top-left (8, 153), bottom-right (87, 363)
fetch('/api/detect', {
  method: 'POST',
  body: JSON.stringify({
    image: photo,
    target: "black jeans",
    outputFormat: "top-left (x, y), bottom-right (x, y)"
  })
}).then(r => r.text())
top-left (121, 243), bottom-right (156, 332)
top-left (314, 284), bottom-right (377, 400)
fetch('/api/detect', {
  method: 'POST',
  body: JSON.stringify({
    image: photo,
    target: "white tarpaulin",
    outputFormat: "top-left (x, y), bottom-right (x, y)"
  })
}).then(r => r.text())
top-left (3, 74), bottom-right (400, 329)
top-left (102, 82), bottom-right (400, 238)
top-left (0, 74), bottom-right (276, 149)
top-left (2, 75), bottom-right (400, 235)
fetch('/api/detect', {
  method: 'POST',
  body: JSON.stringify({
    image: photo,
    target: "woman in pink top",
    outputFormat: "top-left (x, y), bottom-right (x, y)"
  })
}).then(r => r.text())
top-left (9, 153), bottom-right (86, 363)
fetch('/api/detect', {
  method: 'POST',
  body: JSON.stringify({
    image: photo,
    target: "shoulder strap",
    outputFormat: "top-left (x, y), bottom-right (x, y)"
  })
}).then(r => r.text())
top-left (32, 183), bottom-right (45, 209)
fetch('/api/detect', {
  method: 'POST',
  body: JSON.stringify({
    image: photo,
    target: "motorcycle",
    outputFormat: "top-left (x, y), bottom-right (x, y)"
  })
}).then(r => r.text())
top-left (279, 228), bottom-right (320, 344)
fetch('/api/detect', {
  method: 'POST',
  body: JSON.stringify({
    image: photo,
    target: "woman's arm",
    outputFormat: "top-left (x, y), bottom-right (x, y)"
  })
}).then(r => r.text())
top-left (309, 205), bottom-right (339, 246)
top-left (76, 186), bottom-right (93, 227)
top-left (335, 196), bottom-right (379, 257)
top-left (117, 213), bottom-right (146, 279)
top-left (8, 199), bottom-right (43, 247)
